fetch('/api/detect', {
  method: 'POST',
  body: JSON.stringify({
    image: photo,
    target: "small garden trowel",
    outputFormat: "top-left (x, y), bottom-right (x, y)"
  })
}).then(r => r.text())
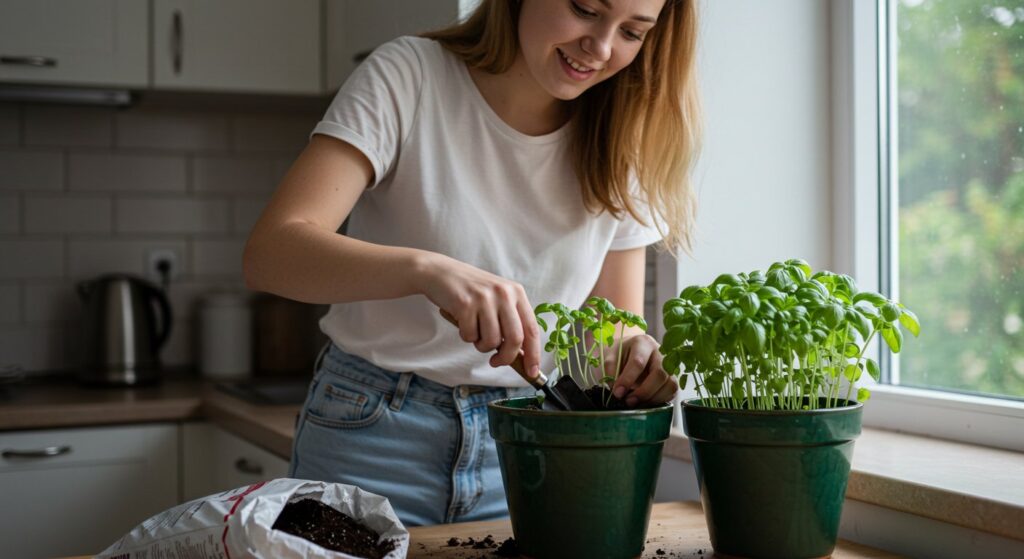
top-left (439, 310), bottom-right (596, 411)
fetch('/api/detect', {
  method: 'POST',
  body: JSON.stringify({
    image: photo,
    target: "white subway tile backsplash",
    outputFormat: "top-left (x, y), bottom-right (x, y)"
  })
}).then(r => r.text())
top-left (0, 150), bottom-right (64, 191)
top-left (24, 280), bottom-right (79, 324)
top-left (193, 156), bottom-right (275, 193)
top-left (272, 154), bottom-right (300, 182)
top-left (232, 196), bottom-right (269, 234)
top-left (161, 318), bottom-right (193, 367)
top-left (167, 280), bottom-right (229, 320)
top-left (193, 238), bottom-right (246, 277)
top-left (0, 105), bottom-right (19, 145)
top-left (25, 195), bottom-right (112, 233)
top-left (232, 114), bottom-right (317, 152)
top-left (116, 197), bottom-right (230, 234)
top-left (69, 153), bottom-right (187, 192)
top-left (0, 324), bottom-right (67, 372)
top-left (116, 112), bottom-right (229, 151)
top-left (24, 106), bottom-right (113, 148)
top-left (69, 239), bottom-right (186, 279)
top-left (0, 194), bottom-right (19, 233)
top-left (0, 283), bottom-right (19, 324)
top-left (0, 239), bottom-right (63, 279)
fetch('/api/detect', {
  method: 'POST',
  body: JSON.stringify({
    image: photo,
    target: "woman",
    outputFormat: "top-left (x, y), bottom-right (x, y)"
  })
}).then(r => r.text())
top-left (243, 0), bottom-right (701, 526)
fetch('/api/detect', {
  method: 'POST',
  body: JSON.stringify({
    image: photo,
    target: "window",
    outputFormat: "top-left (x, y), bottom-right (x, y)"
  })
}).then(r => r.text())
top-left (833, 0), bottom-right (1024, 451)
top-left (884, 0), bottom-right (1024, 401)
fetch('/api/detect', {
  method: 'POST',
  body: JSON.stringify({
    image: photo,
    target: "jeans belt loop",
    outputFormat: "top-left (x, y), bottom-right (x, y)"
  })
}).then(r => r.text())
top-left (390, 372), bottom-right (414, 412)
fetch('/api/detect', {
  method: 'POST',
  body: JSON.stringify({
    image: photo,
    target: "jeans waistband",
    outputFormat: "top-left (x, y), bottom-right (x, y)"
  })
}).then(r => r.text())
top-left (320, 344), bottom-right (531, 410)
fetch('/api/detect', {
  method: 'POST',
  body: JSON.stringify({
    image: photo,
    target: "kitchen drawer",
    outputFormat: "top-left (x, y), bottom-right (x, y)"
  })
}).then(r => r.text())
top-left (0, 424), bottom-right (178, 558)
top-left (182, 421), bottom-right (290, 501)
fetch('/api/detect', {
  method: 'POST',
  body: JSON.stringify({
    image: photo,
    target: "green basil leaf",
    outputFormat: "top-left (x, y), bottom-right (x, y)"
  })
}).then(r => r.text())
top-left (866, 358), bottom-right (880, 382)
top-left (899, 308), bottom-right (921, 337)
top-left (881, 324), bottom-right (903, 353)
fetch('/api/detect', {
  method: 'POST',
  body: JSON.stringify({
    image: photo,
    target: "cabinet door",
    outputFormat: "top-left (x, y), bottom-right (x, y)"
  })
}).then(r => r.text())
top-left (0, 424), bottom-right (178, 559)
top-left (182, 422), bottom-right (290, 502)
top-left (152, 0), bottom-right (321, 95)
top-left (325, 0), bottom-right (463, 92)
top-left (0, 0), bottom-right (147, 87)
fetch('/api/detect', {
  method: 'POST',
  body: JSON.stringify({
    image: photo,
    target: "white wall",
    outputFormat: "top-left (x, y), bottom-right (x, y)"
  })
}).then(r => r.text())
top-left (660, 0), bottom-right (833, 311)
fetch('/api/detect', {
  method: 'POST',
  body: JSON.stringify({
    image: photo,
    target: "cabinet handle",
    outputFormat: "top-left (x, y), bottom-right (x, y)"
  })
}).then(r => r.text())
top-left (172, 10), bottom-right (183, 74)
top-left (0, 55), bottom-right (57, 68)
top-left (234, 457), bottom-right (263, 475)
top-left (2, 445), bottom-right (71, 459)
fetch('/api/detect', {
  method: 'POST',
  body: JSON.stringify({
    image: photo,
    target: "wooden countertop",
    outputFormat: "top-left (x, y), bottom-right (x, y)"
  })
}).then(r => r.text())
top-left (0, 375), bottom-right (302, 459)
top-left (60, 501), bottom-right (901, 559)
top-left (407, 501), bottom-right (899, 558)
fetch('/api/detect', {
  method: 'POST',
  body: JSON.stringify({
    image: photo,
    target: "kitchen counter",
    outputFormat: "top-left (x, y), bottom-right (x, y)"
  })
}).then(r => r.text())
top-left (0, 375), bottom-right (303, 459)
top-left (60, 501), bottom-right (901, 559)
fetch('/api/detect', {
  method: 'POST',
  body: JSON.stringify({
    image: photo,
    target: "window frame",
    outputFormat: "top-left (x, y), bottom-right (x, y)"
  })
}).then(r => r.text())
top-left (833, 0), bottom-right (1024, 452)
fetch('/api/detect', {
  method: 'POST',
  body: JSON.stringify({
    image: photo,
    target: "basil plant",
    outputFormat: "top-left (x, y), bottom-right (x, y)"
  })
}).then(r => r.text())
top-left (659, 259), bottom-right (920, 410)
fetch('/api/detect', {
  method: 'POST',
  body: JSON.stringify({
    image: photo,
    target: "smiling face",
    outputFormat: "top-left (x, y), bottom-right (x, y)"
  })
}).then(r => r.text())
top-left (517, 0), bottom-right (666, 101)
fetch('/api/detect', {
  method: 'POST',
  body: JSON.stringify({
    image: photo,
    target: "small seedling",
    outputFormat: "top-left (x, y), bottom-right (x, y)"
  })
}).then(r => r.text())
top-left (535, 297), bottom-right (647, 407)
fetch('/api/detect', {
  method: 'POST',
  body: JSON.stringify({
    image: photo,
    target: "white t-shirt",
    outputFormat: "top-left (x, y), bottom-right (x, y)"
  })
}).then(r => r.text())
top-left (313, 36), bottom-right (661, 388)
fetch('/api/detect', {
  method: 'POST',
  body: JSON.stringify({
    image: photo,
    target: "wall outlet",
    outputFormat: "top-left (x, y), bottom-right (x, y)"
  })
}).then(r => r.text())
top-left (146, 249), bottom-right (180, 284)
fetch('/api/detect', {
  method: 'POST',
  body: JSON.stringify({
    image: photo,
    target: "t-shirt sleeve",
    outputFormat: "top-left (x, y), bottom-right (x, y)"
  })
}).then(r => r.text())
top-left (609, 186), bottom-right (665, 251)
top-left (312, 36), bottom-right (424, 189)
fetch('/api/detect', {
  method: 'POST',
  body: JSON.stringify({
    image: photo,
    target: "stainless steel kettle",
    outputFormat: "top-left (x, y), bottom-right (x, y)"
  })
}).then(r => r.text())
top-left (77, 274), bottom-right (173, 385)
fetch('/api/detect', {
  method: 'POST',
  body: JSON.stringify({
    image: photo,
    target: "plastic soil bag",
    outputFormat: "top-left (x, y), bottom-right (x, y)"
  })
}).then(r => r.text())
top-left (96, 478), bottom-right (409, 559)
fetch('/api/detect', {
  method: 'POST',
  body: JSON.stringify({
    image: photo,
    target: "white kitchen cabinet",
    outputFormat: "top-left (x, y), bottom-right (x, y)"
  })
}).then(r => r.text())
top-left (152, 0), bottom-right (321, 95)
top-left (182, 422), bottom-right (290, 502)
top-left (0, 424), bottom-right (178, 558)
top-left (325, 0), bottom-right (465, 92)
top-left (0, 0), bottom-right (148, 88)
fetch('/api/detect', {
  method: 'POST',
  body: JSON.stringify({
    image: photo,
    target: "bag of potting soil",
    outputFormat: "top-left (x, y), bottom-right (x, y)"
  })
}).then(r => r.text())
top-left (95, 477), bottom-right (409, 559)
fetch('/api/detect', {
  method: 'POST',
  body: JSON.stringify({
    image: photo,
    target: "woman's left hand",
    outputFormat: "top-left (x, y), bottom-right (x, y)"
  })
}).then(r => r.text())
top-left (606, 334), bottom-right (678, 407)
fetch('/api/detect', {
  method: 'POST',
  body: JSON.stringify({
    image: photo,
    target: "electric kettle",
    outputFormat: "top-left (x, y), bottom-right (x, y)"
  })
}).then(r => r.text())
top-left (77, 274), bottom-right (172, 385)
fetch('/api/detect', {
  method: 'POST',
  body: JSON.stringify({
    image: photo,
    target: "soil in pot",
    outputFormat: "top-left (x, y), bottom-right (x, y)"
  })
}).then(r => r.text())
top-left (272, 498), bottom-right (396, 559)
top-left (525, 385), bottom-right (663, 411)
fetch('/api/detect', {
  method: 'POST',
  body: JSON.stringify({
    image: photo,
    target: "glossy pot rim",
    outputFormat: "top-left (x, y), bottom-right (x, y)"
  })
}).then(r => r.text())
top-left (488, 396), bottom-right (673, 417)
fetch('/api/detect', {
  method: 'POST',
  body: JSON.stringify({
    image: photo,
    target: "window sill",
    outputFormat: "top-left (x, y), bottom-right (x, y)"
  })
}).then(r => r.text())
top-left (664, 427), bottom-right (1024, 542)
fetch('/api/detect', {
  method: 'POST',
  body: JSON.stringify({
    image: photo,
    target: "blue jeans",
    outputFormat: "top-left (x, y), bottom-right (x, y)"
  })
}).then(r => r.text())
top-left (289, 344), bottom-right (533, 527)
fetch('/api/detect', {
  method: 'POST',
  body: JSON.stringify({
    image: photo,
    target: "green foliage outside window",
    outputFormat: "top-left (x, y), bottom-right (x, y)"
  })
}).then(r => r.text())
top-left (896, 0), bottom-right (1024, 398)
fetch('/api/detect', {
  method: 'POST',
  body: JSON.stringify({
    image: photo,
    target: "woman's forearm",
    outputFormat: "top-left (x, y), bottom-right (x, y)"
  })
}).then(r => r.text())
top-left (243, 220), bottom-right (435, 305)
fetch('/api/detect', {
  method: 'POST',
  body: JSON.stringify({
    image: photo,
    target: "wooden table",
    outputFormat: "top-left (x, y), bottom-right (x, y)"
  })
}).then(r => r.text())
top-left (405, 501), bottom-right (902, 558)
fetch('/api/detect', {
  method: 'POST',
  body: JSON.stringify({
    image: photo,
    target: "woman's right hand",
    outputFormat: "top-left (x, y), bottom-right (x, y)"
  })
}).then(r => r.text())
top-left (417, 253), bottom-right (541, 381)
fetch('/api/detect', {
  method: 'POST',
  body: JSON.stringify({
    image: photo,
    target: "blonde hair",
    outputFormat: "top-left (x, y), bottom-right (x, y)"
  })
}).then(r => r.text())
top-left (423, 0), bottom-right (702, 254)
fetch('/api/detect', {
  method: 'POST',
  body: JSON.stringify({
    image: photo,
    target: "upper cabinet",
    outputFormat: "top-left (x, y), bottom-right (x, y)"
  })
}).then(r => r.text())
top-left (325, 0), bottom-right (464, 92)
top-left (0, 0), bottom-right (148, 88)
top-left (0, 0), bottom-right (472, 96)
top-left (152, 0), bottom-right (321, 95)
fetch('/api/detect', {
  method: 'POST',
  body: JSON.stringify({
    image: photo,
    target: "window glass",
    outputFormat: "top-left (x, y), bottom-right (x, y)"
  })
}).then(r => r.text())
top-left (893, 0), bottom-right (1024, 399)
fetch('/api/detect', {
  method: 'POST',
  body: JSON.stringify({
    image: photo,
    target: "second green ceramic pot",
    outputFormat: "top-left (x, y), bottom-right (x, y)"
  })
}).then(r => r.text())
top-left (683, 398), bottom-right (863, 559)
top-left (488, 397), bottom-right (673, 559)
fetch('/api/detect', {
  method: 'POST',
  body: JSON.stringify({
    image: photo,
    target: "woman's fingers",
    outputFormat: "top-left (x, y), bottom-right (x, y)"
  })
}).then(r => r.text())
top-left (516, 297), bottom-right (541, 378)
top-left (625, 368), bottom-right (671, 406)
top-left (491, 296), bottom-right (525, 367)
top-left (474, 302), bottom-right (501, 353)
top-left (611, 336), bottom-right (657, 399)
top-left (652, 378), bottom-right (680, 404)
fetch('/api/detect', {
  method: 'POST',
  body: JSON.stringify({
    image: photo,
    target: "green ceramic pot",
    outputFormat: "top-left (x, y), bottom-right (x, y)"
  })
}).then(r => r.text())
top-left (682, 398), bottom-right (863, 559)
top-left (488, 397), bottom-right (673, 559)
